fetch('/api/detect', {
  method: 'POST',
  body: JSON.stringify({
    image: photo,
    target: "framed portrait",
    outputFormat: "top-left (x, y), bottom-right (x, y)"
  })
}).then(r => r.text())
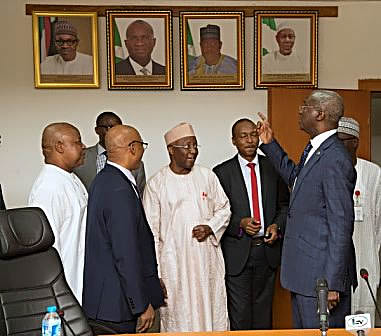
top-left (254, 10), bottom-right (318, 89)
top-left (106, 10), bottom-right (172, 90)
top-left (32, 11), bottom-right (99, 89)
top-left (180, 12), bottom-right (244, 90)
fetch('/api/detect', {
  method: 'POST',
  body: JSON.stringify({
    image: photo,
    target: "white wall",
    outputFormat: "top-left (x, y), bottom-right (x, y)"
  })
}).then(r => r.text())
top-left (2, 0), bottom-right (381, 207)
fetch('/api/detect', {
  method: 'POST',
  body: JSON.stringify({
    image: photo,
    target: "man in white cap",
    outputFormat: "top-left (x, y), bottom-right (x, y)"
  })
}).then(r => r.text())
top-left (41, 20), bottom-right (93, 75)
top-left (338, 116), bottom-right (381, 325)
top-left (262, 21), bottom-right (306, 74)
top-left (143, 122), bottom-right (231, 332)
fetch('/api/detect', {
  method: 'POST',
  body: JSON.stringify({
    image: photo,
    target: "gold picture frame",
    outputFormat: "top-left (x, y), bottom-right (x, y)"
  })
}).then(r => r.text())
top-left (180, 12), bottom-right (244, 90)
top-left (32, 11), bottom-right (99, 89)
top-left (255, 10), bottom-right (318, 89)
top-left (106, 10), bottom-right (173, 90)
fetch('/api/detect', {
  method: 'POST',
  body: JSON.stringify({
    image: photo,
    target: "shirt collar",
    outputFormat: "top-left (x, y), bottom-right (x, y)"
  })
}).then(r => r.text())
top-left (107, 161), bottom-right (137, 186)
top-left (45, 163), bottom-right (73, 177)
top-left (310, 129), bottom-right (337, 150)
top-left (97, 143), bottom-right (106, 155)
top-left (129, 57), bottom-right (153, 75)
top-left (238, 153), bottom-right (259, 169)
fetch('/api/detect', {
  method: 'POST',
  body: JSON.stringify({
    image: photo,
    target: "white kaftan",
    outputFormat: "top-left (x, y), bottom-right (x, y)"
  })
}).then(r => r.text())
top-left (41, 52), bottom-right (93, 75)
top-left (143, 165), bottom-right (231, 332)
top-left (262, 50), bottom-right (307, 74)
top-left (28, 164), bottom-right (88, 304)
top-left (351, 158), bottom-right (381, 324)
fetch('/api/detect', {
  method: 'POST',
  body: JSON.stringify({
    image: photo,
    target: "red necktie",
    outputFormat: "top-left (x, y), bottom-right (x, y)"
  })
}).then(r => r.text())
top-left (247, 163), bottom-right (261, 224)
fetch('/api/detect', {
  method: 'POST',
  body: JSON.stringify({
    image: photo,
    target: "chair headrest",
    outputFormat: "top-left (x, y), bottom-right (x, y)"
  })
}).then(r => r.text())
top-left (0, 207), bottom-right (54, 259)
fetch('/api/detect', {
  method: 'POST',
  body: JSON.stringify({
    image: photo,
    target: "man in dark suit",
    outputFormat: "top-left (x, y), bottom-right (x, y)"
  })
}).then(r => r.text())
top-left (213, 118), bottom-right (289, 330)
top-left (257, 90), bottom-right (357, 328)
top-left (115, 20), bottom-right (165, 76)
top-left (83, 125), bottom-right (165, 333)
top-left (74, 111), bottom-right (146, 195)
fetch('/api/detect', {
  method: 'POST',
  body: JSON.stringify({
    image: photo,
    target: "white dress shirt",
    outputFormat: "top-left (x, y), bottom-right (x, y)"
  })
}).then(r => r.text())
top-left (238, 154), bottom-right (265, 236)
top-left (107, 161), bottom-right (139, 197)
top-left (306, 129), bottom-right (337, 164)
top-left (129, 57), bottom-right (153, 75)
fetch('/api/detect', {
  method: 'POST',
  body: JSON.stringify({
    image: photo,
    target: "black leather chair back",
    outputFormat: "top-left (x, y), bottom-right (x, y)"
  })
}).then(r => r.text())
top-left (0, 207), bottom-right (92, 336)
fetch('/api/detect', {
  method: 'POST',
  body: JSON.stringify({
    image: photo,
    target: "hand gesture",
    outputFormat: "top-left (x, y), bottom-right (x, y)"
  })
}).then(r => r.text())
top-left (137, 304), bottom-right (155, 332)
top-left (264, 223), bottom-right (279, 244)
top-left (240, 217), bottom-right (261, 236)
top-left (257, 112), bottom-right (274, 144)
top-left (328, 291), bottom-right (340, 310)
top-left (192, 225), bottom-right (213, 242)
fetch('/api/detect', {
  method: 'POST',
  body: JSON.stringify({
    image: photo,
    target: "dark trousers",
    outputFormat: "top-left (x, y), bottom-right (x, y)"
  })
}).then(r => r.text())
top-left (89, 318), bottom-right (137, 335)
top-left (291, 291), bottom-right (351, 329)
top-left (226, 243), bottom-right (276, 330)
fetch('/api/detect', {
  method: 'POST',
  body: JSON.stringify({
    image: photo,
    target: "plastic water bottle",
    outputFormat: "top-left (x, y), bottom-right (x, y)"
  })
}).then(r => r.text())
top-left (42, 306), bottom-right (61, 336)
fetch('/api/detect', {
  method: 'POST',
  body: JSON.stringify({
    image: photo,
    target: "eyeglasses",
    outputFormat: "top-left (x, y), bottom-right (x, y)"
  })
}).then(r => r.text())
top-left (128, 140), bottom-right (148, 149)
top-left (170, 144), bottom-right (200, 151)
top-left (299, 105), bottom-right (320, 113)
top-left (55, 39), bottom-right (78, 47)
top-left (97, 125), bottom-right (114, 130)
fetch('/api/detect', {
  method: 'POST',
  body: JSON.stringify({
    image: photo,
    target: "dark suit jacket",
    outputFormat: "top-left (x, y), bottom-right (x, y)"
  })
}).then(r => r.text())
top-left (260, 134), bottom-right (357, 297)
top-left (74, 144), bottom-right (146, 195)
top-left (115, 57), bottom-right (166, 75)
top-left (213, 154), bottom-right (289, 276)
top-left (0, 185), bottom-right (5, 210)
top-left (82, 164), bottom-right (164, 322)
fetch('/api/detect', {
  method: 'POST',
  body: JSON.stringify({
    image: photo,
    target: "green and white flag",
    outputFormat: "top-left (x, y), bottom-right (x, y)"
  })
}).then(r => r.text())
top-left (187, 22), bottom-right (196, 60)
top-left (262, 17), bottom-right (276, 31)
top-left (114, 19), bottom-right (124, 64)
top-left (261, 17), bottom-right (277, 57)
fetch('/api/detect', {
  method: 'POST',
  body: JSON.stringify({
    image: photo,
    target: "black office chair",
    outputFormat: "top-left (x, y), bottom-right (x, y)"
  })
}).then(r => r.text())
top-left (0, 207), bottom-right (93, 336)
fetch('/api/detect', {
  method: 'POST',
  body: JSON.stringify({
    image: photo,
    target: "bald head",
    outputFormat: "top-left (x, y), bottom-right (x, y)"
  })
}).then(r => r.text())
top-left (105, 125), bottom-right (145, 170)
top-left (42, 122), bottom-right (85, 172)
top-left (42, 122), bottom-right (78, 155)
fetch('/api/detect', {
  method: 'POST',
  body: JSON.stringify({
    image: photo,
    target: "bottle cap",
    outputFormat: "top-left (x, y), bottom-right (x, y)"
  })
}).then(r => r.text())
top-left (46, 306), bottom-right (57, 313)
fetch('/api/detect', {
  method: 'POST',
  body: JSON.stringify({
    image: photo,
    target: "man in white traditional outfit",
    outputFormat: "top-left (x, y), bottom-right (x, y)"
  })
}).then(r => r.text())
top-left (262, 22), bottom-right (306, 74)
top-left (337, 117), bottom-right (381, 325)
top-left (41, 20), bottom-right (93, 75)
top-left (143, 122), bottom-right (231, 332)
top-left (29, 122), bottom-right (87, 304)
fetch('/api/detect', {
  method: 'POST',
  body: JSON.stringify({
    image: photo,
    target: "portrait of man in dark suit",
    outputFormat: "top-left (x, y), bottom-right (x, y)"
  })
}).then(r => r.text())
top-left (213, 118), bottom-right (289, 330)
top-left (115, 20), bottom-right (165, 76)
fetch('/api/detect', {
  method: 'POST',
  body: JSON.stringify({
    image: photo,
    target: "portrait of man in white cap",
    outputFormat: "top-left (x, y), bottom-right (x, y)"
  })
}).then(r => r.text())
top-left (262, 19), bottom-right (309, 75)
top-left (40, 19), bottom-right (93, 75)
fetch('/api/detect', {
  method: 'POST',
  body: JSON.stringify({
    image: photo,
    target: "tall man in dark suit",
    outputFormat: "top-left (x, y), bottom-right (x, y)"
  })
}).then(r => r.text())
top-left (213, 118), bottom-right (289, 330)
top-left (115, 20), bottom-right (165, 76)
top-left (74, 111), bottom-right (146, 195)
top-left (257, 90), bottom-right (357, 328)
top-left (83, 125), bottom-right (165, 334)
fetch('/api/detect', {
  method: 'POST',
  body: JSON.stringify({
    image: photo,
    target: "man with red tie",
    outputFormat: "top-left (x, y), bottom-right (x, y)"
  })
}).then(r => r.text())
top-left (213, 118), bottom-right (289, 330)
